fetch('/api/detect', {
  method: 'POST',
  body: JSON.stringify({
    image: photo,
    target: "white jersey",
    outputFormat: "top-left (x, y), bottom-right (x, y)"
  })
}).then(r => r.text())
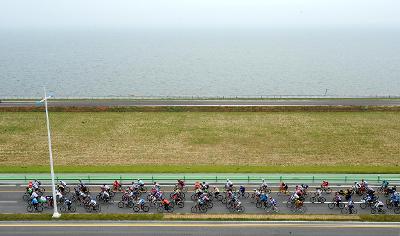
top-left (31, 192), bottom-right (39, 199)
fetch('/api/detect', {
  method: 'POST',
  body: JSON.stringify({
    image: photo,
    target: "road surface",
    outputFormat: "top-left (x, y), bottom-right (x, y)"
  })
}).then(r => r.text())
top-left (0, 221), bottom-right (399, 236)
top-left (0, 183), bottom-right (397, 215)
top-left (1, 99), bottom-right (400, 107)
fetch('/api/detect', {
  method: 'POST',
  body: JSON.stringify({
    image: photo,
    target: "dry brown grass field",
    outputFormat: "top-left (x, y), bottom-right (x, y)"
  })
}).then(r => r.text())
top-left (0, 111), bottom-right (399, 167)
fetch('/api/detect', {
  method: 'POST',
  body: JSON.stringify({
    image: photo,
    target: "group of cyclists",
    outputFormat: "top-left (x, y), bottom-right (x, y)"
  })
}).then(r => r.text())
top-left (23, 178), bottom-right (400, 215)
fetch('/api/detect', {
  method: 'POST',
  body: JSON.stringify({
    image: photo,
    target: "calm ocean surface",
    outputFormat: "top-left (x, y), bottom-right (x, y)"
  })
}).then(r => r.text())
top-left (0, 28), bottom-right (399, 98)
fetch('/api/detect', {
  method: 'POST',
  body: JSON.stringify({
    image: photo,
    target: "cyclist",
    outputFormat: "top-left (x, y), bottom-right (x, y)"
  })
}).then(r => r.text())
top-left (113, 180), bottom-right (122, 191)
top-left (225, 179), bottom-right (233, 191)
top-left (374, 200), bottom-right (384, 212)
top-left (32, 180), bottom-right (41, 191)
top-left (334, 192), bottom-right (342, 207)
top-left (177, 179), bottom-right (185, 189)
top-left (348, 200), bottom-right (355, 214)
top-left (137, 198), bottom-right (146, 208)
top-left (153, 182), bottom-right (160, 191)
top-left (280, 182), bottom-right (288, 193)
top-left (239, 185), bottom-right (246, 195)
top-left (381, 180), bottom-right (390, 189)
top-left (321, 180), bottom-right (329, 189)
top-left (30, 190), bottom-right (39, 200)
top-left (260, 192), bottom-right (268, 203)
top-left (389, 192), bottom-right (399, 207)
top-left (213, 186), bottom-right (220, 198)
top-left (57, 180), bottom-right (67, 193)
top-left (202, 181), bottom-right (210, 191)
top-left (137, 179), bottom-right (145, 190)
top-left (162, 198), bottom-right (171, 210)
top-left (269, 196), bottom-right (277, 207)
top-left (315, 188), bottom-right (322, 198)
top-left (260, 179), bottom-right (268, 190)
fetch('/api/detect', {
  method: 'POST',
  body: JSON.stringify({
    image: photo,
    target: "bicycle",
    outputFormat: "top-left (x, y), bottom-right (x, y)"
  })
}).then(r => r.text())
top-left (27, 204), bottom-right (43, 213)
top-left (157, 203), bottom-right (174, 213)
top-left (310, 195), bottom-right (326, 204)
top-left (340, 205), bottom-right (357, 214)
top-left (328, 201), bottom-right (345, 209)
top-left (266, 205), bottom-right (279, 213)
top-left (60, 203), bottom-right (76, 213)
top-left (191, 203), bottom-right (208, 213)
top-left (133, 203), bottom-right (150, 212)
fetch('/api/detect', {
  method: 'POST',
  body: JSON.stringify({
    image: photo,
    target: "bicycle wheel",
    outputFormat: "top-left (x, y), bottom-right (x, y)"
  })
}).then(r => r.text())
top-left (94, 204), bottom-right (101, 213)
top-left (394, 207), bottom-right (400, 214)
top-left (177, 201), bottom-right (184, 208)
top-left (166, 206), bottom-right (174, 213)
top-left (157, 206), bottom-right (164, 213)
top-left (27, 205), bottom-right (34, 213)
top-left (22, 194), bottom-right (30, 202)
top-left (256, 201), bottom-right (263, 208)
top-left (36, 205), bottom-right (44, 212)
top-left (371, 209), bottom-right (377, 214)
top-left (310, 197), bottom-right (316, 203)
top-left (142, 205), bottom-right (150, 212)
top-left (341, 208), bottom-right (349, 214)
top-left (328, 203), bottom-right (335, 209)
top-left (191, 206), bottom-right (198, 213)
top-left (117, 201), bottom-right (124, 208)
top-left (207, 202), bottom-right (213, 209)
top-left (360, 203), bottom-right (367, 209)
top-left (237, 206), bottom-right (245, 213)
top-left (60, 206), bottom-right (67, 213)
top-left (70, 205), bottom-right (76, 213)
top-left (191, 194), bottom-right (198, 201)
top-left (109, 191), bottom-right (115, 198)
top-left (199, 205), bottom-right (207, 213)
top-left (320, 197), bottom-right (326, 203)
top-left (133, 206), bottom-right (140, 212)
top-left (338, 203), bottom-right (345, 209)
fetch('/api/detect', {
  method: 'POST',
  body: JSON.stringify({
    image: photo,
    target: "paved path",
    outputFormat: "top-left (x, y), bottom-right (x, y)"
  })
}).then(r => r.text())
top-left (1, 99), bottom-right (400, 107)
top-left (0, 221), bottom-right (399, 236)
top-left (1, 173), bottom-right (399, 185)
top-left (0, 183), bottom-right (396, 215)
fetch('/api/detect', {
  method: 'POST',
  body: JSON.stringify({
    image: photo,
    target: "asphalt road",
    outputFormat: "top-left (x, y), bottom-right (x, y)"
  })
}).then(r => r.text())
top-left (0, 221), bottom-right (399, 236)
top-left (0, 183), bottom-right (396, 215)
top-left (1, 99), bottom-right (400, 107)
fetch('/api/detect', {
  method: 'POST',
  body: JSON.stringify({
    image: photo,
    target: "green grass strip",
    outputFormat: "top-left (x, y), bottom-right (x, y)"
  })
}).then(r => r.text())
top-left (1, 105), bottom-right (400, 112)
top-left (0, 214), bottom-right (399, 222)
top-left (0, 214), bottom-right (163, 221)
top-left (1, 165), bottom-right (400, 174)
top-left (359, 214), bottom-right (400, 222)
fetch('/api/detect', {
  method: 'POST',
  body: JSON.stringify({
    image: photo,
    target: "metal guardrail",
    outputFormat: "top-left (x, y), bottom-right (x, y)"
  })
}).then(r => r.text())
top-left (1, 175), bottom-right (399, 184)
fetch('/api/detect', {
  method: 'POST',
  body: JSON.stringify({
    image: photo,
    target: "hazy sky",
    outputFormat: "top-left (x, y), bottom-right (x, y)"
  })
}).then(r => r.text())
top-left (0, 0), bottom-right (399, 29)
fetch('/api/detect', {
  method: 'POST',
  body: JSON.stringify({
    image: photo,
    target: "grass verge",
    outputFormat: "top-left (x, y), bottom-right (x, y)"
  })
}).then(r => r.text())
top-left (1, 105), bottom-right (400, 112)
top-left (1, 165), bottom-right (400, 174)
top-left (0, 213), bottom-right (163, 221)
top-left (1, 214), bottom-right (400, 222)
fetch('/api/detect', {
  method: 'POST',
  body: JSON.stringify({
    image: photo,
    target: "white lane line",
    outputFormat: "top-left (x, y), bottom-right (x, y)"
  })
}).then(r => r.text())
top-left (0, 201), bottom-right (18, 203)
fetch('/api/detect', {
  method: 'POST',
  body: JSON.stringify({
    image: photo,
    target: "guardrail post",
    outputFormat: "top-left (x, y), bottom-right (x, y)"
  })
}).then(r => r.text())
top-left (345, 176), bottom-right (347, 183)
top-left (312, 176), bottom-right (315, 183)
top-left (377, 175), bottom-right (380, 183)
top-left (216, 176), bottom-right (218, 183)
top-left (88, 175), bottom-right (90, 184)
top-left (279, 176), bottom-right (282, 182)
top-left (24, 175), bottom-right (27, 183)
top-left (183, 176), bottom-right (186, 182)
top-left (248, 176), bottom-right (250, 183)
top-left (120, 175), bottom-right (122, 183)
top-left (152, 176), bottom-right (154, 183)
